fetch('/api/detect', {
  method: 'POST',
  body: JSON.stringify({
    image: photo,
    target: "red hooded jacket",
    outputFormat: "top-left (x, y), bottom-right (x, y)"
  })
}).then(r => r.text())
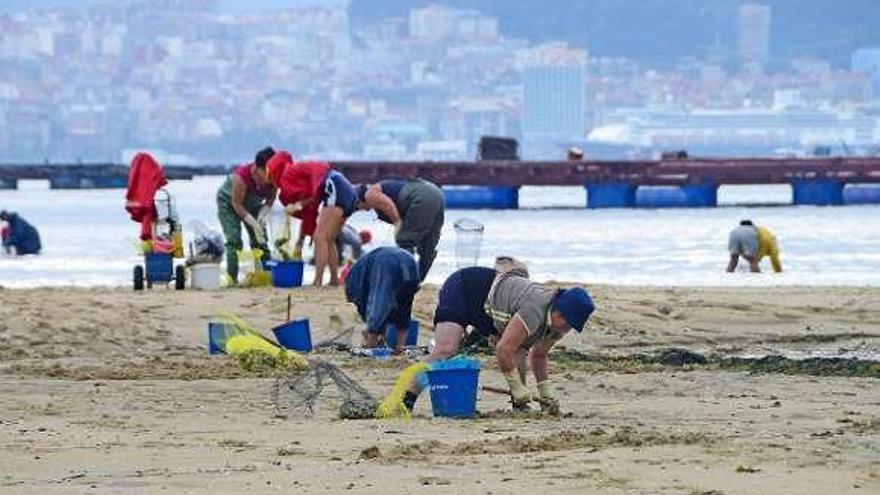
top-left (267, 151), bottom-right (330, 237)
top-left (125, 152), bottom-right (167, 240)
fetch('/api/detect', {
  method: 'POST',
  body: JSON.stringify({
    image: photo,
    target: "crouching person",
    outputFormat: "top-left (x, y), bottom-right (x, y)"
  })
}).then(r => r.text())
top-left (488, 275), bottom-right (595, 412)
top-left (344, 246), bottom-right (420, 353)
top-left (403, 259), bottom-right (594, 413)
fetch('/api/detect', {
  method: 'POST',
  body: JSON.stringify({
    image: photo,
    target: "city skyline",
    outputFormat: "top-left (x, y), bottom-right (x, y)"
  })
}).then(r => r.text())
top-left (1, 0), bottom-right (879, 164)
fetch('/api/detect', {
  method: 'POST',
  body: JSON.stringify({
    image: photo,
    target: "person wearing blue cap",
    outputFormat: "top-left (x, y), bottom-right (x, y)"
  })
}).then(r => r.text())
top-left (401, 266), bottom-right (594, 414)
top-left (485, 273), bottom-right (595, 413)
top-left (401, 256), bottom-right (529, 412)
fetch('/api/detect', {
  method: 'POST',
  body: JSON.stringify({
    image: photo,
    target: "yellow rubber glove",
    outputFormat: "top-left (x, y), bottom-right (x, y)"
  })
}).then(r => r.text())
top-left (536, 380), bottom-right (553, 400)
top-left (291, 245), bottom-right (303, 261)
top-left (503, 369), bottom-right (532, 407)
top-left (536, 380), bottom-right (560, 415)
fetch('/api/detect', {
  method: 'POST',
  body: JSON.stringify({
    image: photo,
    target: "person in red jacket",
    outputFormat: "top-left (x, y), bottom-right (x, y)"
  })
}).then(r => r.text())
top-left (267, 151), bottom-right (359, 286)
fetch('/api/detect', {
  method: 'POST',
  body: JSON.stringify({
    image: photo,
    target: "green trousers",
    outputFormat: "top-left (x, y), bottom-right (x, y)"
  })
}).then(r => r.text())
top-left (395, 179), bottom-right (445, 281)
top-left (216, 177), bottom-right (270, 283)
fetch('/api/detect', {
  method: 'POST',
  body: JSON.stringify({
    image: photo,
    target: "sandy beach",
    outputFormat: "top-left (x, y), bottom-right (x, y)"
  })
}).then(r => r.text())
top-left (0, 284), bottom-right (878, 494)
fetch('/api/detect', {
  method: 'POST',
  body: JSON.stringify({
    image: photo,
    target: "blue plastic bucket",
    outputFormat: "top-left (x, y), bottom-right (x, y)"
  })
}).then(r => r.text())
top-left (145, 252), bottom-right (173, 282)
top-left (272, 318), bottom-right (312, 352)
top-left (427, 361), bottom-right (481, 418)
top-left (385, 319), bottom-right (419, 348)
top-left (271, 260), bottom-right (304, 288)
top-left (207, 322), bottom-right (229, 354)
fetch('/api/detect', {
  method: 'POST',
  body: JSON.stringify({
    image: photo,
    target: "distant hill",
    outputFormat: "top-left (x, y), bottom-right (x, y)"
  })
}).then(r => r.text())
top-left (349, 0), bottom-right (880, 68)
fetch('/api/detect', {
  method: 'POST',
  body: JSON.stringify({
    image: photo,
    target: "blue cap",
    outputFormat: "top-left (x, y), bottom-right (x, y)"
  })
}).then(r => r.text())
top-left (554, 287), bottom-right (595, 333)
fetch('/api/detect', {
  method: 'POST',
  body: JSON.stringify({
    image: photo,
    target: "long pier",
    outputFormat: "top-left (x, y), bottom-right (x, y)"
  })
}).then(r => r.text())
top-left (0, 163), bottom-right (229, 190)
top-left (333, 157), bottom-right (880, 207)
top-left (2, 157), bottom-right (880, 208)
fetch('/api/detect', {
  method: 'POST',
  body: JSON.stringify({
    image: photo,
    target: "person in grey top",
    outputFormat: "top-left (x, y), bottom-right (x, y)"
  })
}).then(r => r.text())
top-left (356, 178), bottom-right (445, 281)
top-left (728, 220), bottom-right (760, 271)
top-left (485, 274), bottom-right (595, 412)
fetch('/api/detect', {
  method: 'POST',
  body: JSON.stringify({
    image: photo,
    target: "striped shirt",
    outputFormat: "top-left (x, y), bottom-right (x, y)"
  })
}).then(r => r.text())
top-left (485, 275), bottom-right (555, 348)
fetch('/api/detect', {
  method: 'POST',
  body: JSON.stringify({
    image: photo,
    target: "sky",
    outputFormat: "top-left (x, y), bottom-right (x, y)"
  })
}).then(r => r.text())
top-left (0, 0), bottom-right (348, 14)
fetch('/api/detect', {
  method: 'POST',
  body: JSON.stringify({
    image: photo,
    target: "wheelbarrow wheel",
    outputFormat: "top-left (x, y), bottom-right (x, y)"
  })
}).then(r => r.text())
top-left (133, 265), bottom-right (144, 291)
top-left (174, 265), bottom-right (185, 290)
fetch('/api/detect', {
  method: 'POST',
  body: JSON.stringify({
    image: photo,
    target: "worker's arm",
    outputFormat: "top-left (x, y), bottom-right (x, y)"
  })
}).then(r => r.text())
top-left (528, 337), bottom-right (559, 384)
top-left (232, 175), bottom-right (264, 241)
top-left (530, 336), bottom-right (563, 414)
top-left (291, 225), bottom-right (308, 260)
top-left (495, 314), bottom-right (532, 406)
top-left (231, 175), bottom-right (251, 221)
top-left (769, 246), bottom-right (783, 273)
top-left (496, 314), bottom-right (529, 373)
top-left (364, 184), bottom-right (401, 226)
top-left (529, 344), bottom-right (549, 384)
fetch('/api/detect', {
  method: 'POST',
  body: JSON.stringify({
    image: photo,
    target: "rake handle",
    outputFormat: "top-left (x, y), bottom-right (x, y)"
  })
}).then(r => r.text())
top-left (481, 385), bottom-right (510, 395)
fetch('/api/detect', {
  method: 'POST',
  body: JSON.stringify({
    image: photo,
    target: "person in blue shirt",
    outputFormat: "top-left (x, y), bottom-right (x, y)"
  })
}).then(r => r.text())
top-left (344, 246), bottom-right (420, 353)
top-left (1, 210), bottom-right (41, 256)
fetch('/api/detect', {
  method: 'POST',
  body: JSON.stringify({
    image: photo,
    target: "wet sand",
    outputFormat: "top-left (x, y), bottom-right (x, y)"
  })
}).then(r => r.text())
top-left (0, 285), bottom-right (878, 494)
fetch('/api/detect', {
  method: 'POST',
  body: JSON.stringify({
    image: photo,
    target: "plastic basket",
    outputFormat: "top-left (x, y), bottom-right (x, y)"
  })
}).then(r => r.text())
top-left (207, 321), bottom-right (231, 354)
top-left (271, 260), bottom-right (304, 288)
top-left (453, 218), bottom-right (484, 268)
top-left (272, 318), bottom-right (312, 352)
top-left (145, 252), bottom-right (173, 282)
top-left (385, 319), bottom-right (419, 348)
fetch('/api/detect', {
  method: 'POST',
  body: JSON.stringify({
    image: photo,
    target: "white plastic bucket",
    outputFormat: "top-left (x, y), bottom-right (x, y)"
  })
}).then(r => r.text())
top-left (190, 263), bottom-right (220, 290)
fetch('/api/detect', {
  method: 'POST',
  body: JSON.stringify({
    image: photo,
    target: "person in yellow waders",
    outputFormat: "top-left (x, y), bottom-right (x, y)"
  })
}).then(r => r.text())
top-left (727, 219), bottom-right (782, 273)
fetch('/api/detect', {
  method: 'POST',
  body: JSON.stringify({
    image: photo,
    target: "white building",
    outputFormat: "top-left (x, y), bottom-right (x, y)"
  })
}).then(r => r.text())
top-left (409, 4), bottom-right (457, 40)
top-left (738, 3), bottom-right (771, 65)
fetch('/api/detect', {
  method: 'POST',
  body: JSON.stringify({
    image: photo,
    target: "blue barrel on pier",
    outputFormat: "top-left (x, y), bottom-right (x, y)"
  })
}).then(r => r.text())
top-left (842, 184), bottom-right (880, 205)
top-left (792, 179), bottom-right (843, 206)
top-left (586, 182), bottom-right (637, 208)
top-left (443, 186), bottom-right (519, 209)
top-left (49, 174), bottom-right (82, 189)
top-left (49, 174), bottom-right (127, 189)
top-left (635, 183), bottom-right (718, 208)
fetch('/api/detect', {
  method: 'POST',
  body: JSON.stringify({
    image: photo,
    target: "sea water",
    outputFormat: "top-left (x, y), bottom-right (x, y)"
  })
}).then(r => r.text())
top-left (1, 177), bottom-right (879, 288)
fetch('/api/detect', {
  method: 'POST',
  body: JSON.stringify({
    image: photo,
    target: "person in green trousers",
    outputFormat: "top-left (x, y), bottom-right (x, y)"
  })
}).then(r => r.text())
top-left (216, 147), bottom-right (277, 284)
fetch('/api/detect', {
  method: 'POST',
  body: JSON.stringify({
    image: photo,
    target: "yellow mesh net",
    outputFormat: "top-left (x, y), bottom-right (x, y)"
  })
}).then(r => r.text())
top-left (218, 315), bottom-right (308, 372)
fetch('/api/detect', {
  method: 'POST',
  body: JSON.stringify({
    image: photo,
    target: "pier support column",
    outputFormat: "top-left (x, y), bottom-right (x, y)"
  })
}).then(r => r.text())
top-left (586, 182), bottom-right (637, 208)
top-left (635, 183), bottom-right (718, 208)
top-left (792, 179), bottom-right (843, 206)
top-left (49, 175), bottom-right (82, 189)
top-left (90, 176), bottom-right (128, 188)
top-left (0, 178), bottom-right (17, 190)
top-left (442, 186), bottom-right (519, 209)
top-left (842, 184), bottom-right (880, 205)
